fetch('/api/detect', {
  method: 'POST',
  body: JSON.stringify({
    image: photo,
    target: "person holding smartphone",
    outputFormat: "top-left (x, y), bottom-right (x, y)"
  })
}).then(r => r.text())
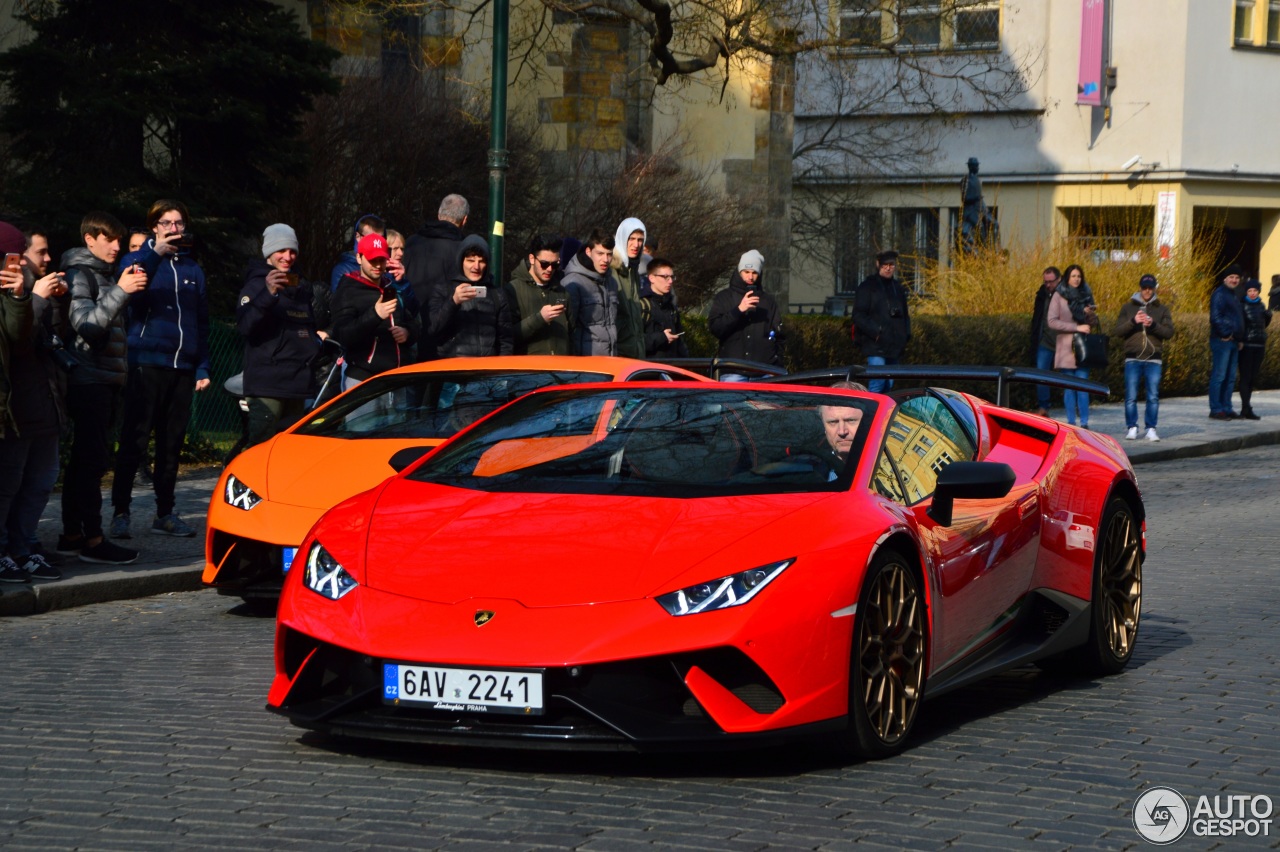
top-left (428, 234), bottom-right (513, 358)
top-left (708, 249), bottom-right (784, 379)
top-left (641, 257), bottom-right (688, 359)
top-left (237, 224), bottom-right (322, 448)
top-left (504, 234), bottom-right (575, 356)
top-left (332, 233), bottom-right (420, 388)
top-left (57, 212), bottom-right (144, 564)
top-left (109, 199), bottom-right (210, 541)
top-left (1112, 273), bottom-right (1174, 441)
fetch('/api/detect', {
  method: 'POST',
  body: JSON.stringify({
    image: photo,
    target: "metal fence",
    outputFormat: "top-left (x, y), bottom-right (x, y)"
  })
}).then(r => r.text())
top-left (188, 319), bottom-right (244, 448)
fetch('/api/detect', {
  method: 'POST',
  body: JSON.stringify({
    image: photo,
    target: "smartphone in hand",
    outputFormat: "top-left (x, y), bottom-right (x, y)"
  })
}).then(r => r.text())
top-left (3, 253), bottom-right (20, 274)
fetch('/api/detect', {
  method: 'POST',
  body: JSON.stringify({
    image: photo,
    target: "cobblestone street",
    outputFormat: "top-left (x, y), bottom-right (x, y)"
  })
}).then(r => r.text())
top-left (0, 447), bottom-right (1277, 849)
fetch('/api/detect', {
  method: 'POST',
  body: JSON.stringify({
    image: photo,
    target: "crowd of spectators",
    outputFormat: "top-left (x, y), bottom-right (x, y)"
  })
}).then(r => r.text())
top-left (9, 190), bottom-right (1272, 585)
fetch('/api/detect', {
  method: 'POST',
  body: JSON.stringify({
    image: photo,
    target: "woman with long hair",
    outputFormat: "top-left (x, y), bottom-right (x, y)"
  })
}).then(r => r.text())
top-left (1046, 264), bottom-right (1099, 428)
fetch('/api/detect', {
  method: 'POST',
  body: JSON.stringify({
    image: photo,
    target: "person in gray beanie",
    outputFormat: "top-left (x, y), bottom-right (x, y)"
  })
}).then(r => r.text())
top-left (708, 249), bottom-right (784, 378)
top-left (235, 223), bottom-right (323, 449)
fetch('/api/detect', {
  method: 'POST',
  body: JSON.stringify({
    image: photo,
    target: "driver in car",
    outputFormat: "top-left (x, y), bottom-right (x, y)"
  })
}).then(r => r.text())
top-left (816, 381), bottom-right (868, 477)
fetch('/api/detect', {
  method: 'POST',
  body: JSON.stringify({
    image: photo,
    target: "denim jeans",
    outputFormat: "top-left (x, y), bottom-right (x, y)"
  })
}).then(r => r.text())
top-left (1060, 367), bottom-right (1090, 426)
top-left (866, 356), bottom-right (898, 393)
top-left (1035, 345), bottom-right (1055, 409)
top-left (1123, 359), bottom-right (1162, 429)
top-left (1208, 338), bottom-right (1239, 415)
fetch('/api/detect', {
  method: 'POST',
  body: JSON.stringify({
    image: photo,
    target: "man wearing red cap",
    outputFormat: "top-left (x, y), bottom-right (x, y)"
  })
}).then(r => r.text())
top-left (331, 232), bottom-right (420, 388)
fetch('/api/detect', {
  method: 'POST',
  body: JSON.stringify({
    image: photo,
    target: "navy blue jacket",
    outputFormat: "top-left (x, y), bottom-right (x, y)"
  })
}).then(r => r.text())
top-left (237, 261), bottom-right (321, 400)
top-left (118, 240), bottom-right (210, 379)
top-left (1209, 284), bottom-right (1245, 340)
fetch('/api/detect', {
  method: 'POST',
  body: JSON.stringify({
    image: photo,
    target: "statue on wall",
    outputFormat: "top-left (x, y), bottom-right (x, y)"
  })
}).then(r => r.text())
top-left (960, 157), bottom-right (1000, 254)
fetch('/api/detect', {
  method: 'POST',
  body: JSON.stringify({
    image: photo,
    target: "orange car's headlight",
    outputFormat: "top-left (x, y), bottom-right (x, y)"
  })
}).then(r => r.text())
top-left (224, 474), bottom-right (263, 511)
top-left (655, 558), bottom-right (793, 616)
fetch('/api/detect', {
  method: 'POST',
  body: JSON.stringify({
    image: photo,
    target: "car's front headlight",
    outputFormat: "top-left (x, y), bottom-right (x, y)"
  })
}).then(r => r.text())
top-left (303, 542), bottom-right (357, 600)
top-left (655, 558), bottom-right (793, 616)
top-left (224, 474), bottom-right (262, 511)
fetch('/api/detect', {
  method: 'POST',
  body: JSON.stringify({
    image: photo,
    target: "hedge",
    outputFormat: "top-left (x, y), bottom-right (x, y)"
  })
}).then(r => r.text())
top-left (683, 312), bottom-right (1279, 408)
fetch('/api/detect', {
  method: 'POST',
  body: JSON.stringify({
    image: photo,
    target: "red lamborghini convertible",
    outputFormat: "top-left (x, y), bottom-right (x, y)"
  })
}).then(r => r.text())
top-left (268, 368), bottom-right (1144, 757)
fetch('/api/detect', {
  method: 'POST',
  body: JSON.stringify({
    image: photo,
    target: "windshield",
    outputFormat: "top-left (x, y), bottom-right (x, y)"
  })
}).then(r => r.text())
top-left (408, 387), bottom-right (878, 497)
top-left (293, 370), bottom-right (611, 439)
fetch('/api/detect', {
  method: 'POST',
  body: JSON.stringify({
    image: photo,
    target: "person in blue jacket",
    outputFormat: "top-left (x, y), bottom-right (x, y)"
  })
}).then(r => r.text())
top-left (109, 199), bottom-right (210, 540)
top-left (1208, 264), bottom-right (1245, 420)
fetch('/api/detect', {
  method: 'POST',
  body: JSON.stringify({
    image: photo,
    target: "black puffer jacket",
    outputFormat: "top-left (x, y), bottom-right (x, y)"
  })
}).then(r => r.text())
top-left (428, 235), bottom-right (514, 358)
top-left (707, 274), bottom-right (783, 366)
top-left (237, 261), bottom-right (321, 399)
top-left (61, 247), bottom-right (129, 387)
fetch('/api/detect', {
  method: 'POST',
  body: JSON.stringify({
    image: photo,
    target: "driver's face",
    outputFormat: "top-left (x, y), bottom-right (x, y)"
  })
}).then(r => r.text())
top-left (821, 405), bottom-right (863, 460)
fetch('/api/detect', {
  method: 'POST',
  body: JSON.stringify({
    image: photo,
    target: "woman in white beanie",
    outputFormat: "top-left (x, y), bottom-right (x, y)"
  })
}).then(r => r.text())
top-left (235, 223), bottom-right (322, 449)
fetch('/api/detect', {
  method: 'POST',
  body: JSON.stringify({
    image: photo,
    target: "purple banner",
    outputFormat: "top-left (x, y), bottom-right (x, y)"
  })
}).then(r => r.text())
top-left (1077, 0), bottom-right (1105, 106)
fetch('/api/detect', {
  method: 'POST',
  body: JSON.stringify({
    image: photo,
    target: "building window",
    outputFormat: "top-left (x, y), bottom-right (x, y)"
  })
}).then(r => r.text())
top-left (899, 1), bottom-right (943, 49)
top-left (1061, 206), bottom-right (1154, 265)
top-left (838, 0), bottom-right (1000, 52)
top-left (893, 207), bottom-right (940, 293)
top-left (835, 208), bottom-right (883, 293)
top-left (840, 0), bottom-right (882, 43)
top-left (1235, 0), bottom-right (1280, 47)
top-left (955, 2), bottom-right (1000, 48)
top-left (1237, 0), bottom-right (1255, 43)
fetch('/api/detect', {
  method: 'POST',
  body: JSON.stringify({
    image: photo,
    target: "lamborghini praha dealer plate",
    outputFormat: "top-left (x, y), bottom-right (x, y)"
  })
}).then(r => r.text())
top-left (383, 663), bottom-right (544, 714)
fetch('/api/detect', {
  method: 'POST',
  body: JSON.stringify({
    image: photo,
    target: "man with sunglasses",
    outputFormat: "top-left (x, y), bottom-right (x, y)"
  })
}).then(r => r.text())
top-left (504, 233), bottom-right (576, 355)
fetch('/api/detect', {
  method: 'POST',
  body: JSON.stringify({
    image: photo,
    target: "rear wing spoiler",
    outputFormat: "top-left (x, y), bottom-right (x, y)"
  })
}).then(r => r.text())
top-left (756, 364), bottom-right (1109, 408)
top-left (655, 357), bottom-right (788, 381)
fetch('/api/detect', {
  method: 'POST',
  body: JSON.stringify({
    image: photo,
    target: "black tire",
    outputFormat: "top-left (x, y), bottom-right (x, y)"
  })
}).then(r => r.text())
top-left (837, 548), bottom-right (927, 759)
top-left (1076, 496), bottom-right (1142, 675)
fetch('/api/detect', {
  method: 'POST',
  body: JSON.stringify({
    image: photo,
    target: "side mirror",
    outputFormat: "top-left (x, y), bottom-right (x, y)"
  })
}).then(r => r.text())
top-left (388, 445), bottom-right (433, 473)
top-left (927, 461), bottom-right (1016, 526)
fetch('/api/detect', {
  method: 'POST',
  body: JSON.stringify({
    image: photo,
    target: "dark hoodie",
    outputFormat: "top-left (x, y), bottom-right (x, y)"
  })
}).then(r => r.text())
top-left (427, 234), bottom-right (514, 358)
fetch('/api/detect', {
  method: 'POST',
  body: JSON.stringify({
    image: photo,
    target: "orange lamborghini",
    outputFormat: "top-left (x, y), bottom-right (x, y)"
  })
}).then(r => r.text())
top-left (203, 356), bottom-right (708, 608)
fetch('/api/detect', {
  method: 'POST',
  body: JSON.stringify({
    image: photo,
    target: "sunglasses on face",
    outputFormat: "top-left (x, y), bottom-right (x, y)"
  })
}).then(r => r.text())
top-left (535, 258), bottom-right (560, 270)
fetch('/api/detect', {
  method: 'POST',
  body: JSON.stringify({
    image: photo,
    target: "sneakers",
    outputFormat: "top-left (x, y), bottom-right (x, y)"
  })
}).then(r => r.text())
top-left (56, 534), bottom-right (85, 555)
top-left (0, 556), bottom-right (32, 584)
top-left (1125, 426), bottom-right (1139, 440)
top-left (19, 554), bottom-right (61, 580)
top-left (151, 513), bottom-right (196, 537)
top-left (108, 513), bottom-right (132, 539)
top-left (1145, 428), bottom-right (1160, 442)
top-left (78, 539), bottom-right (138, 565)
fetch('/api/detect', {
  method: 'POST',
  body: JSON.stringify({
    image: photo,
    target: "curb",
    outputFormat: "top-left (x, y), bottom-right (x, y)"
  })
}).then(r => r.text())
top-left (0, 563), bottom-right (204, 617)
top-left (1125, 428), bottom-right (1280, 465)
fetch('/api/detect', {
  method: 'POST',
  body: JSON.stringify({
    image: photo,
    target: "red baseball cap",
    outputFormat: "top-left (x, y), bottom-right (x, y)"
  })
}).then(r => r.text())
top-left (357, 233), bottom-right (389, 261)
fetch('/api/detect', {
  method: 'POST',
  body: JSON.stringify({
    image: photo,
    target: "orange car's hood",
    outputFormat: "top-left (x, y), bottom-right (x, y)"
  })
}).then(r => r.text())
top-left (265, 435), bottom-right (443, 510)
top-left (361, 478), bottom-right (830, 607)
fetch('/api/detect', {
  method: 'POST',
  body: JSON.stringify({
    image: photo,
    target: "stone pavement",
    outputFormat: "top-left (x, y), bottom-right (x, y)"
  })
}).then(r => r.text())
top-left (3, 388), bottom-right (1279, 617)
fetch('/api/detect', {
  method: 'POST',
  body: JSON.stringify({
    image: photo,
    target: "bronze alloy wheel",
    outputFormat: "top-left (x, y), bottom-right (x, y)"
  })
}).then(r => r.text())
top-left (1097, 499), bottom-right (1142, 664)
top-left (855, 554), bottom-right (926, 752)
